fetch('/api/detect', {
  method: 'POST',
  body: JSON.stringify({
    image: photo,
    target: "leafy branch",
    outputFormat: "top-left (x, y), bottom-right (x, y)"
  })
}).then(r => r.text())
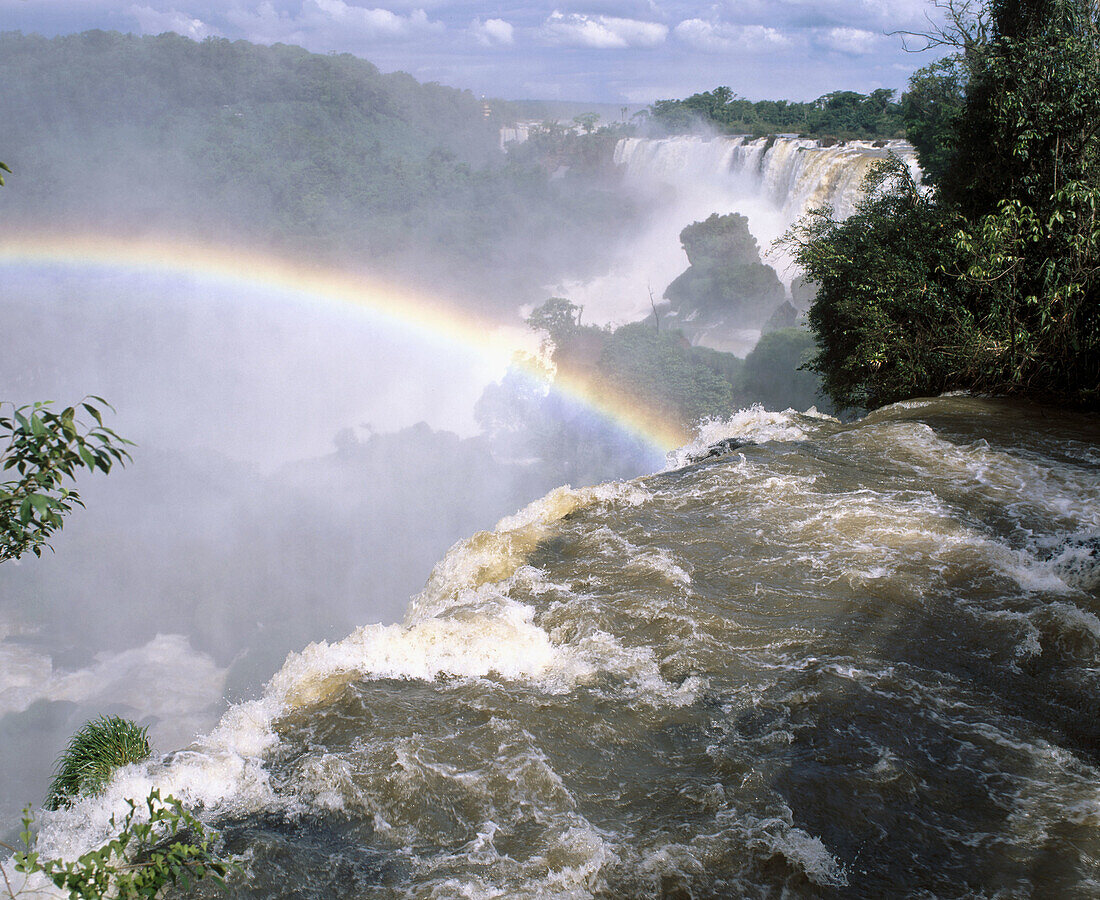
top-left (0, 398), bottom-right (133, 563)
top-left (2, 789), bottom-right (235, 899)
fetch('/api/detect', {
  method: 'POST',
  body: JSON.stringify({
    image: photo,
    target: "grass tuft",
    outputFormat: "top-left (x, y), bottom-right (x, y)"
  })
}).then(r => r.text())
top-left (44, 715), bottom-right (151, 810)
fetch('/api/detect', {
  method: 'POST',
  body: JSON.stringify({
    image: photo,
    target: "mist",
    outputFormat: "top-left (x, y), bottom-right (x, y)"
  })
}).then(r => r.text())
top-left (0, 30), bottom-right (879, 831)
top-left (0, 263), bottom-right (630, 823)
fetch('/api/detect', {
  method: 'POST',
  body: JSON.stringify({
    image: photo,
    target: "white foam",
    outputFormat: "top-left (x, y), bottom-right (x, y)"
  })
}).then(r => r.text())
top-left (872, 422), bottom-right (1100, 529)
top-left (627, 549), bottom-right (692, 586)
top-left (407, 481), bottom-right (650, 622)
top-left (14, 478), bottom-right (669, 868)
top-left (667, 405), bottom-right (838, 469)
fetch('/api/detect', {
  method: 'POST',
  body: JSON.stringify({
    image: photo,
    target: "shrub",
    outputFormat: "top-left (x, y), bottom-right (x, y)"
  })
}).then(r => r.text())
top-left (781, 157), bottom-right (976, 411)
top-left (45, 717), bottom-right (151, 811)
top-left (739, 328), bottom-right (825, 412)
top-left (5, 789), bottom-right (233, 899)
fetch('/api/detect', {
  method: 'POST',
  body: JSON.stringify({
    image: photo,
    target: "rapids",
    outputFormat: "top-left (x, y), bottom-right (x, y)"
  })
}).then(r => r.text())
top-left (13, 395), bottom-right (1100, 898)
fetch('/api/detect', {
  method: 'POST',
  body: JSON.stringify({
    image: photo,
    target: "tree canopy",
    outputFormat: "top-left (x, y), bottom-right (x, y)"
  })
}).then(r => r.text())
top-left (664, 213), bottom-right (785, 335)
top-left (786, 0), bottom-right (1100, 410)
top-left (0, 31), bottom-right (638, 305)
top-left (648, 87), bottom-right (907, 140)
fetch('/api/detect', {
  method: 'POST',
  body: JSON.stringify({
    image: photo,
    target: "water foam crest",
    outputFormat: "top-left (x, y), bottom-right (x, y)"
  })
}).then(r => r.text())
top-left (668, 404), bottom-right (838, 469)
top-left (406, 480), bottom-right (650, 622)
top-left (15, 479), bottom-right (658, 870)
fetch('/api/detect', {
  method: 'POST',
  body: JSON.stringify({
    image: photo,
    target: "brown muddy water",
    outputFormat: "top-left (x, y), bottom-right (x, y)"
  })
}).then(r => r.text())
top-left (17, 396), bottom-right (1100, 898)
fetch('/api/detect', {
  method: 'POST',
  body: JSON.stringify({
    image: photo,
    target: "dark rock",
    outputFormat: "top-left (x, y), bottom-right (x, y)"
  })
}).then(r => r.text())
top-left (762, 300), bottom-right (801, 334)
top-left (687, 437), bottom-right (751, 463)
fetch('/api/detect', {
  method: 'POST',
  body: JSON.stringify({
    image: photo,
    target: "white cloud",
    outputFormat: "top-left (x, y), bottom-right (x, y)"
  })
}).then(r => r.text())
top-left (471, 17), bottom-right (514, 47)
top-left (818, 26), bottom-right (881, 55)
top-left (673, 19), bottom-right (791, 53)
top-left (226, 1), bottom-right (443, 49)
top-left (130, 5), bottom-right (220, 40)
top-left (540, 11), bottom-right (668, 50)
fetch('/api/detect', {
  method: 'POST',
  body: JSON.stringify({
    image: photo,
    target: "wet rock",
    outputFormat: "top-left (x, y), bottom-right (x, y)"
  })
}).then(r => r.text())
top-left (687, 437), bottom-right (752, 463)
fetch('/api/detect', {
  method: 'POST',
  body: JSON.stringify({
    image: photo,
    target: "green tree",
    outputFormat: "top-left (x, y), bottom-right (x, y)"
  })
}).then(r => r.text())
top-left (739, 328), bottom-right (825, 412)
top-left (599, 322), bottom-right (734, 425)
top-left (572, 112), bottom-right (600, 134)
top-left (5, 790), bottom-right (232, 899)
top-left (525, 297), bottom-right (582, 346)
top-left (1, 399), bottom-right (132, 562)
top-left (944, 0), bottom-right (1100, 401)
top-left (664, 213), bottom-right (785, 332)
top-left (783, 157), bottom-right (974, 410)
top-left (790, 0), bottom-right (1100, 410)
top-left (648, 86), bottom-right (906, 140)
top-left (942, 0), bottom-right (1100, 218)
top-left (901, 56), bottom-right (968, 186)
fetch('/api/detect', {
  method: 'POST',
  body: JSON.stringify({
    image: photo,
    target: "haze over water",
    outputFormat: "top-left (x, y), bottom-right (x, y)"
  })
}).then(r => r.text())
top-left (1, 30), bottom-right (1098, 895)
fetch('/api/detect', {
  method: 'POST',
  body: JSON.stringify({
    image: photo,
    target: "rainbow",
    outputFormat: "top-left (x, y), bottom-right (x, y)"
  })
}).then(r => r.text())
top-left (0, 232), bottom-right (689, 454)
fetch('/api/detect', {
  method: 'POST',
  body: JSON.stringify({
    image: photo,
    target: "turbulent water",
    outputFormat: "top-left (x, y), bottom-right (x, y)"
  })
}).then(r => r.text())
top-left (16, 395), bottom-right (1100, 898)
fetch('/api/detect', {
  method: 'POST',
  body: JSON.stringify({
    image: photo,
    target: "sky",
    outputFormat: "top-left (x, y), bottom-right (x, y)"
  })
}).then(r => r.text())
top-left (0, 0), bottom-right (949, 104)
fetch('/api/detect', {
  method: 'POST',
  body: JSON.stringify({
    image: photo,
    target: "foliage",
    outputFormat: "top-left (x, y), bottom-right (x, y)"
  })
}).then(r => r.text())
top-left (525, 298), bottom-right (736, 426)
top-left (951, 182), bottom-right (1100, 399)
top-left (599, 323), bottom-right (735, 425)
top-left (4, 789), bottom-right (232, 899)
top-left (664, 213), bottom-right (784, 331)
top-left (783, 157), bottom-right (973, 410)
top-left (649, 86), bottom-right (906, 140)
top-left (678, 213), bottom-right (762, 268)
top-left (525, 297), bottom-right (582, 346)
top-left (901, 56), bottom-right (968, 187)
top-left (0, 161), bottom-right (9, 186)
top-left (942, 0), bottom-right (1100, 401)
top-left (0, 399), bottom-right (132, 562)
top-left (473, 355), bottom-right (660, 486)
top-left (0, 31), bottom-right (637, 302)
top-left (573, 112), bottom-right (600, 134)
top-left (790, 0), bottom-right (1100, 410)
top-left (45, 717), bottom-right (152, 811)
top-left (941, 0), bottom-right (1100, 218)
top-left (739, 328), bottom-right (824, 412)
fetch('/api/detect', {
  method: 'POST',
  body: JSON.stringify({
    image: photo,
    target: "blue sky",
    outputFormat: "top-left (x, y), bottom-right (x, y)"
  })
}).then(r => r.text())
top-left (1, 1), bottom-right (949, 102)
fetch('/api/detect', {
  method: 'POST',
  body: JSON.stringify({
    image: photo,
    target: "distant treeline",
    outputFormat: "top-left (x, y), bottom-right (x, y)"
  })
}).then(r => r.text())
top-left (0, 30), bottom-right (636, 308)
top-left (648, 86), bottom-right (906, 141)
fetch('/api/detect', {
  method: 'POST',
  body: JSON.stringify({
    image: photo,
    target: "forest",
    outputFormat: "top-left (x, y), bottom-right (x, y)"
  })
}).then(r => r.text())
top-left (0, 26), bottom-right (831, 441)
top-left (0, 30), bottom-right (637, 308)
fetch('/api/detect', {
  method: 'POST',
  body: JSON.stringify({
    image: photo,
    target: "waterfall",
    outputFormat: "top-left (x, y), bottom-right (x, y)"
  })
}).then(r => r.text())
top-left (614, 134), bottom-right (918, 223)
top-left (553, 135), bottom-right (919, 340)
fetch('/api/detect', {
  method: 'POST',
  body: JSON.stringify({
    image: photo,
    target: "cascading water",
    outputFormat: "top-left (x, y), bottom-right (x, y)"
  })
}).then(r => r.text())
top-left (557, 135), bottom-right (918, 339)
top-left (614, 134), bottom-right (913, 223)
top-left (10, 396), bottom-right (1100, 899)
